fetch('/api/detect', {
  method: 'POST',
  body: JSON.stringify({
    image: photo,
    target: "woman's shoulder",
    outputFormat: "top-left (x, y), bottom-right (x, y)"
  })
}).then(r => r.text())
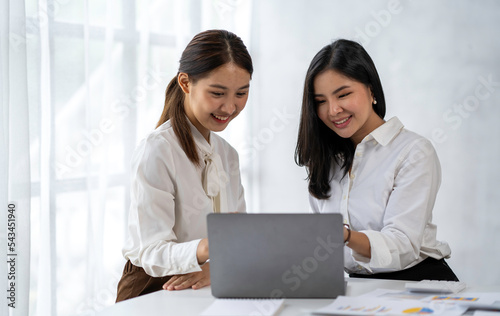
top-left (377, 117), bottom-right (438, 162)
top-left (398, 127), bottom-right (435, 150)
top-left (383, 117), bottom-right (434, 147)
top-left (142, 121), bottom-right (176, 142)
top-left (134, 121), bottom-right (179, 156)
top-left (394, 126), bottom-right (439, 163)
top-left (398, 127), bottom-right (430, 144)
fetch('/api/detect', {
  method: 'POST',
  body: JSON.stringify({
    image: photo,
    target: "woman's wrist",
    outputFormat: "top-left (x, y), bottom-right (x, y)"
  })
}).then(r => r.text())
top-left (343, 224), bottom-right (351, 245)
top-left (196, 238), bottom-right (209, 264)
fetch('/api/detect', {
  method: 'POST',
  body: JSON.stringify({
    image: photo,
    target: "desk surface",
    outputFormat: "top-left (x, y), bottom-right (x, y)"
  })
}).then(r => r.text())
top-left (98, 278), bottom-right (499, 316)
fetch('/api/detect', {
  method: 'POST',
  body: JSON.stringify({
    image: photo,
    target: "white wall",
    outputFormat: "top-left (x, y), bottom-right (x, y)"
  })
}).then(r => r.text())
top-left (248, 0), bottom-right (500, 285)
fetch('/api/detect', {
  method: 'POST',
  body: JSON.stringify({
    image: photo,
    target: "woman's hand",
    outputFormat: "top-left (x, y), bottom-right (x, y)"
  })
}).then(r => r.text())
top-left (162, 262), bottom-right (211, 291)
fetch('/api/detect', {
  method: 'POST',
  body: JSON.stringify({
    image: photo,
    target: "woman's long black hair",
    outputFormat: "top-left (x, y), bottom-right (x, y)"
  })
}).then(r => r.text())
top-left (295, 39), bottom-right (386, 199)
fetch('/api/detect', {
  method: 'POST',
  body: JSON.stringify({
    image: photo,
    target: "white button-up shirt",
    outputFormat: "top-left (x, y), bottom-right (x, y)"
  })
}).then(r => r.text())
top-left (123, 119), bottom-right (246, 277)
top-left (309, 117), bottom-right (451, 274)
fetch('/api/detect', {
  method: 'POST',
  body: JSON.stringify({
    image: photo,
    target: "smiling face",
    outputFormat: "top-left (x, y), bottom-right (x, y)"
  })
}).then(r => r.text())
top-left (313, 69), bottom-right (384, 145)
top-left (179, 63), bottom-right (251, 141)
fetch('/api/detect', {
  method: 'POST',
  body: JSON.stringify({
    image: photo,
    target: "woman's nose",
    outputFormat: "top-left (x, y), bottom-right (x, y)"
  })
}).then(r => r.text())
top-left (329, 102), bottom-right (342, 116)
top-left (221, 98), bottom-right (236, 114)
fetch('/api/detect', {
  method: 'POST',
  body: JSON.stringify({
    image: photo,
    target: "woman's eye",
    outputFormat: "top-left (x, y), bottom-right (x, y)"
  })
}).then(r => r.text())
top-left (339, 92), bottom-right (351, 98)
top-left (315, 99), bottom-right (325, 105)
top-left (236, 92), bottom-right (247, 97)
top-left (211, 92), bottom-right (224, 97)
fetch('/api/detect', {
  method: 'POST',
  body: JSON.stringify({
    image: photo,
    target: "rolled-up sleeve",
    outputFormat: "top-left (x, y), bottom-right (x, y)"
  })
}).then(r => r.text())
top-left (352, 138), bottom-right (442, 273)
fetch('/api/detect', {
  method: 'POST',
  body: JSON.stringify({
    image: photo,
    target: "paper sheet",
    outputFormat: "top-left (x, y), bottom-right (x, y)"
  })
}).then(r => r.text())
top-left (312, 296), bottom-right (466, 315)
top-left (313, 289), bottom-right (500, 315)
top-left (473, 311), bottom-right (500, 316)
top-left (200, 299), bottom-right (285, 316)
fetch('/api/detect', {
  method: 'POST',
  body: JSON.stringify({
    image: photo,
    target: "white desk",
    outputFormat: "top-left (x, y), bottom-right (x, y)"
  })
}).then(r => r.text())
top-left (97, 279), bottom-right (498, 316)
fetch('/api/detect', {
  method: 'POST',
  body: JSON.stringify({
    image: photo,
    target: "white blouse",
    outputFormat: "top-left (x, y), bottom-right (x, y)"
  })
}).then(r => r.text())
top-left (309, 117), bottom-right (452, 275)
top-left (122, 119), bottom-right (246, 277)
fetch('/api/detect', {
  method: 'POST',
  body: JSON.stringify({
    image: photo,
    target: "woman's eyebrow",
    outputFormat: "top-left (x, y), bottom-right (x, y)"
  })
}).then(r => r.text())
top-left (209, 84), bottom-right (250, 90)
top-left (332, 85), bottom-right (349, 95)
top-left (314, 85), bottom-right (350, 97)
top-left (209, 84), bottom-right (228, 90)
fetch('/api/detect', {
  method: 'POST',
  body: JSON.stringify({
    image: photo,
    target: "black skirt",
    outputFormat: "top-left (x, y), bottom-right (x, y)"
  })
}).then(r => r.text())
top-left (349, 257), bottom-right (459, 281)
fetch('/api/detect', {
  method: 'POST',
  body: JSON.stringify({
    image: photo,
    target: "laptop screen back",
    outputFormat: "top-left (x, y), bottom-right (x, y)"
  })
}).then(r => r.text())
top-left (207, 213), bottom-right (345, 298)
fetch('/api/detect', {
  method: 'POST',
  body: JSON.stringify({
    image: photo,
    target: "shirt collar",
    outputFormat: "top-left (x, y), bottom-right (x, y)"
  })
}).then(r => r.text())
top-left (365, 116), bottom-right (404, 146)
top-left (186, 116), bottom-right (213, 154)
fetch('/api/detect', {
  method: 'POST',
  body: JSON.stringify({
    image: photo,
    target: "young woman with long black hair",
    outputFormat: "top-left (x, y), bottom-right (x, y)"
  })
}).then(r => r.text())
top-left (295, 39), bottom-right (458, 281)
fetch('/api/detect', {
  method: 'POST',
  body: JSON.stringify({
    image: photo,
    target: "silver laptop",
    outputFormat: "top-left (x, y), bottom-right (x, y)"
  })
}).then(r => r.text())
top-left (207, 213), bottom-right (345, 298)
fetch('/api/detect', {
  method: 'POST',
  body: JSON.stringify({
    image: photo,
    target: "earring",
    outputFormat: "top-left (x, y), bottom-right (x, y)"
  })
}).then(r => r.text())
top-left (373, 98), bottom-right (377, 105)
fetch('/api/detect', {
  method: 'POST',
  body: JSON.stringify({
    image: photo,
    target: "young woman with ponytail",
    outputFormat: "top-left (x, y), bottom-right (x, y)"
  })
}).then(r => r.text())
top-left (116, 30), bottom-right (253, 302)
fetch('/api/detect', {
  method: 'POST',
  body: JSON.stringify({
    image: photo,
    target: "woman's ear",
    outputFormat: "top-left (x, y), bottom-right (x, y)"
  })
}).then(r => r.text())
top-left (178, 72), bottom-right (190, 94)
top-left (368, 85), bottom-right (375, 104)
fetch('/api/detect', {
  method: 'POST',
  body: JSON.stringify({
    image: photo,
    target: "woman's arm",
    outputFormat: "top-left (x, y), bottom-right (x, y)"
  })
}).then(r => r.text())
top-left (344, 227), bottom-right (371, 258)
top-left (162, 237), bottom-right (210, 290)
top-left (124, 135), bottom-right (204, 277)
top-left (196, 238), bottom-right (209, 264)
top-left (352, 138), bottom-right (442, 272)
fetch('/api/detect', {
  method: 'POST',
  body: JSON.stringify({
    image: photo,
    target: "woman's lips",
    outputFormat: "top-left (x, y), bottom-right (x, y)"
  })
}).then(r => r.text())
top-left (211, 113), bottom-right (230, 122)
top-left (332, 116), bottom-right (352, 128)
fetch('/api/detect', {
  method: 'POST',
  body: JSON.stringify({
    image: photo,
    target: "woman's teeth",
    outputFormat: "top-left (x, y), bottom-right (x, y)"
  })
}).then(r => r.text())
top-left (335, 117), bottom-right (350, 124)
top-left (212, 114), bottom-right (229, 121)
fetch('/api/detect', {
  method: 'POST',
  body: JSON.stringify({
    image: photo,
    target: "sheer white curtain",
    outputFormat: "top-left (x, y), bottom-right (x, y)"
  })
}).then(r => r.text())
top-left (1, 0), bottom-right (253, 315)
top-left (1, 1), bottom-right (32, 316)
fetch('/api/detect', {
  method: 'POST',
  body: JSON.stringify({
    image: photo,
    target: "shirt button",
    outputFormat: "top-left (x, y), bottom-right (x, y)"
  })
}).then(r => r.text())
top-left (356, 152), bottom-right (362, 157)
top-left (343, 195), bottom-right (346, 200)
top-left (350, 174), bottom-right (355, 179)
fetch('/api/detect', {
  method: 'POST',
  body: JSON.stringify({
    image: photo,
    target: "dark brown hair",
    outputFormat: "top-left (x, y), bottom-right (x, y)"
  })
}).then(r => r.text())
top-left (156, 29), bottom-right (253, 164)
top-left (295, 39), bottom-right (385, 199)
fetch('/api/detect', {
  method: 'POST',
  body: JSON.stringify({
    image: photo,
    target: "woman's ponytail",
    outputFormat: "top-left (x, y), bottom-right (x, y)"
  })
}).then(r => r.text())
top-left (156, 75), bottom-right (199, 165)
